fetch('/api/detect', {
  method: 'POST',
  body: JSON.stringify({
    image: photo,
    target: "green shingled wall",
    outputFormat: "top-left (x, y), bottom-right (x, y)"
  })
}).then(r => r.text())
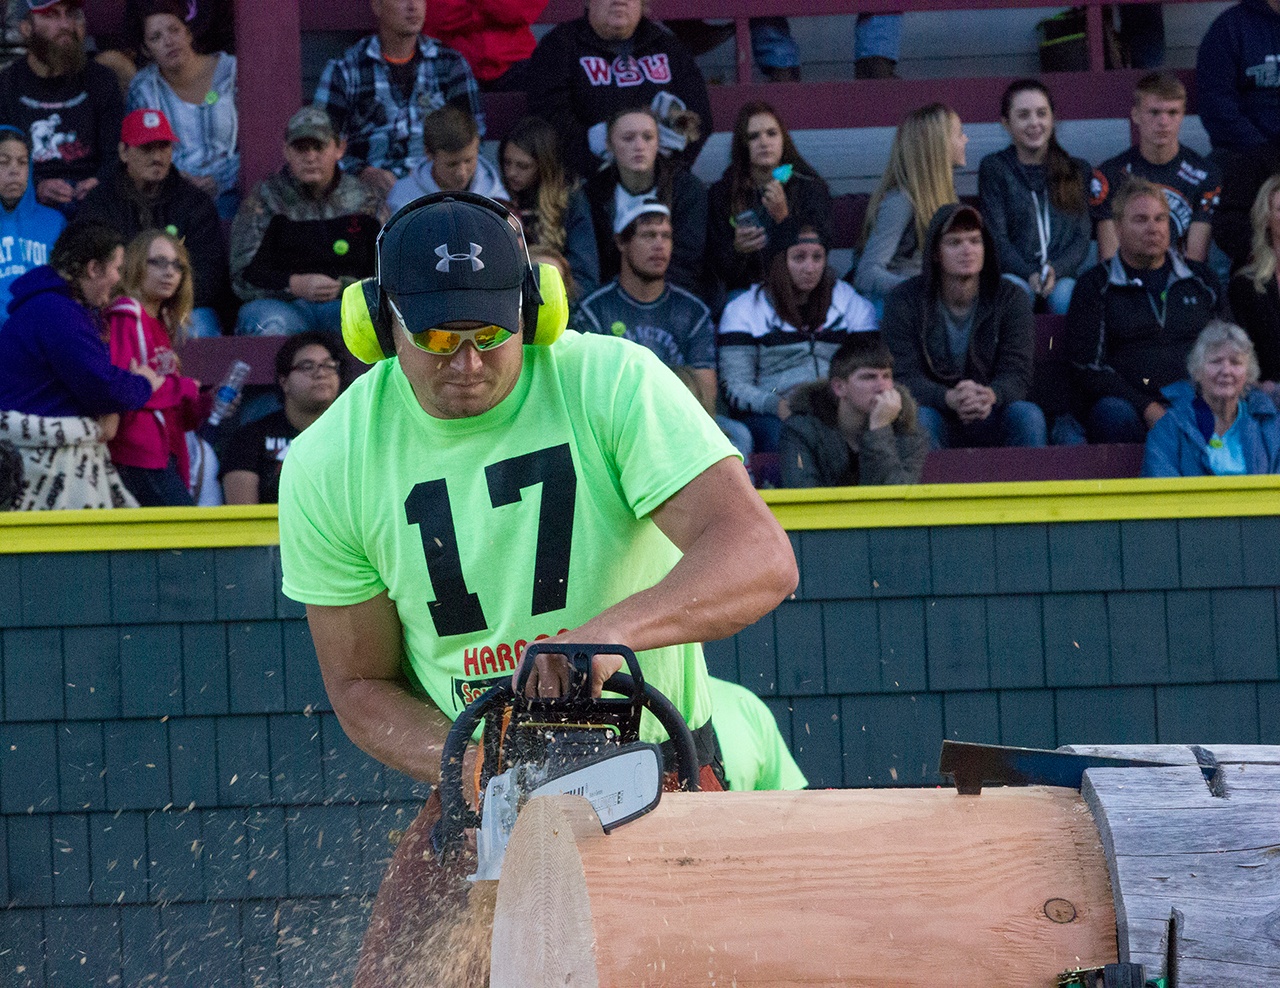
top-left (3, 518), bottom-right (1279, 984)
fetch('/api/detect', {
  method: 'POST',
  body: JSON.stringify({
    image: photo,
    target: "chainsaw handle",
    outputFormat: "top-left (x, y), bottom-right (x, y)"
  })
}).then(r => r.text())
top-left (603, 671), bottom-right (701, 793)
top-left (434, 645), bottom-right (700, 862)
top-left (433, 678), bottom-right (515, 862)
top-left (513, 641), bottom-right (646, 698)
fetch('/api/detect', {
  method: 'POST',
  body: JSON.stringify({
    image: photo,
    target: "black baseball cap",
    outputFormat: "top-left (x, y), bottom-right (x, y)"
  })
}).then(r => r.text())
top-left (378, 195), bottom-right (526, 338)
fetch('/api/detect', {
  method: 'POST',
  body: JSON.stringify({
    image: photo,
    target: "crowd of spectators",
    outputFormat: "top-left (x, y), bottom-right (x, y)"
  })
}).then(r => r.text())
top-left (1, 0), bottom-right (1279, 511)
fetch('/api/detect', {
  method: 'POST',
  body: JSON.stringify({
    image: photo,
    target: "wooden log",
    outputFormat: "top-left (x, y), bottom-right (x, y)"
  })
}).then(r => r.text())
top-left (490, 787), bottom-right (1116, 987)
top-left (1083, 760), bottom-right (1280, 987)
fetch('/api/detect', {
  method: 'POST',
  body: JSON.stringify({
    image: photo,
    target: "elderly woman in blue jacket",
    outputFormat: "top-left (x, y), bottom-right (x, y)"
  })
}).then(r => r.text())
top-left (1142, 320), bottom-right (1280, 477)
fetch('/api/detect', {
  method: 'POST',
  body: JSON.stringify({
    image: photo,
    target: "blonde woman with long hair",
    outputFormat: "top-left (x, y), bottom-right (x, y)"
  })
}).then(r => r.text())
top-left (1229, 173), bottom-right (1280, 393)
top-left (855, 103), bottom-right (967, 304)
top-left (500, 115), bottom-right (599, 297)
top-left (104, 229), bottom-right (210, 505)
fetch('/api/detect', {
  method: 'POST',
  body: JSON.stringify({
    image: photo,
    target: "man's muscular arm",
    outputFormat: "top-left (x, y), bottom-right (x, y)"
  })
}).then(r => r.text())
top-left (524, 456), bottom-right (798, 695)
top-left (306, 591), bottom-right (455, 785)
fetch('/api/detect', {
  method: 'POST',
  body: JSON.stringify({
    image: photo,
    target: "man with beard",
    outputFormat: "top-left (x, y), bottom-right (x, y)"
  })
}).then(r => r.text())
top-left (0, 0), bottom-right (125, 216)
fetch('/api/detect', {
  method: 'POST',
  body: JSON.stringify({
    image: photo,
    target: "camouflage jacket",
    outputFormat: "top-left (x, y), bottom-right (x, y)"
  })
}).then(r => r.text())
top-left (230, 168), bottom-right (386, 302)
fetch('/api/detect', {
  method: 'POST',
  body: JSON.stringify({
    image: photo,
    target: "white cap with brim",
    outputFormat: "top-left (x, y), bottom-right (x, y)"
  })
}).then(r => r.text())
top-left (613, 199), bottom-right (670, 237)
top-left (379, 196), bottom-right (526, 337)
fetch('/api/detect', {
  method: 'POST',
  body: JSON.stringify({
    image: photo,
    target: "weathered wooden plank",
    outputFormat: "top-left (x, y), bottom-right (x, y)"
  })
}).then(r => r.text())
top-left (1205, 745), bottom-right (1280, 765)
top-left (1123, 901), bottom-right (1280, 975)
top-left (1121, 914), bottom-right (1280, 988)
top-left (1112, 854), bottom-right (1280, 907)
top-left (1063, 743), bottom-right (1280, 766)
top-left (1061, 744), bottom-right (1199, 765)
top-left (1084, 761), bottom-right (1280, 987)
top-left (1073, 766), bottom-right (1280, 811)
top-left (1091, 802), bottom-right (1279, 856)
top-left (1217, 764), bottom-right (1280, 791)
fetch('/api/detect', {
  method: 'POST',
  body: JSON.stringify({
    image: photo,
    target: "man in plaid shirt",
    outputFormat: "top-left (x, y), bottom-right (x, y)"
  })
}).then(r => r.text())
top-left (313, 0), bottom-right (483, 197)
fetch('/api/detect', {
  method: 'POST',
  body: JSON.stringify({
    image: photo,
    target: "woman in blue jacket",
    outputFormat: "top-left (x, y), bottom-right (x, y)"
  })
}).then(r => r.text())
top-left (0, 222), bottom-right (162, 509)
top-left (1142, 321), bottom-right (1280, 477)
top-left (0, 127), bottom-right (65, 324)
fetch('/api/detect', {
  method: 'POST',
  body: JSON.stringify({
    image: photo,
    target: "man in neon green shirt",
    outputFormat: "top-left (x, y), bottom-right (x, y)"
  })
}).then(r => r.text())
top-left (710, 677), bottom-right (808, 792)
top-left (277, 193), bottom-right (797, 985)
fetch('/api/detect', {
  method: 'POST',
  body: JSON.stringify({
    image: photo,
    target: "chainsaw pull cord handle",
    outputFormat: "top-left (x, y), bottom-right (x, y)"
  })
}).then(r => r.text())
top-left (602, 671), bottom-right (701, 793)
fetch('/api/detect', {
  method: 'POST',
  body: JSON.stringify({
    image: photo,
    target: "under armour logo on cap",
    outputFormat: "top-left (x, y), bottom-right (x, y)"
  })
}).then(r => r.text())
top-left (143, 112), bottom-right (160, 129)
top-left (435, 242), bottom-right (484, 273)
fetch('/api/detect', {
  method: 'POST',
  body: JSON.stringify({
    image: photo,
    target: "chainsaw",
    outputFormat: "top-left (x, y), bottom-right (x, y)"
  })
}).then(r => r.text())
top-left (431, 642), bottom-right (701, 880)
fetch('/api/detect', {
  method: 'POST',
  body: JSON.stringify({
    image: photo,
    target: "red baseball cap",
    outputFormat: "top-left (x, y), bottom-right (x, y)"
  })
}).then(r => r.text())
top-left (120, 109), bottom-right (178, 147)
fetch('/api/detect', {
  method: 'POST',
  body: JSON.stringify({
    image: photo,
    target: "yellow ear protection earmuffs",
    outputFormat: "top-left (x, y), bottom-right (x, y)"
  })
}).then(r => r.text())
top-left (340, 191), bottom-right (568, 364)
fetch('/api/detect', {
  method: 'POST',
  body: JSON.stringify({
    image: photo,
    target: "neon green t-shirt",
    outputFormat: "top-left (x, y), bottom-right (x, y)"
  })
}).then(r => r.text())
top-left (278, 331), bottom-right (738, 742)
top-left (709, 677), bottom-right (808, 791)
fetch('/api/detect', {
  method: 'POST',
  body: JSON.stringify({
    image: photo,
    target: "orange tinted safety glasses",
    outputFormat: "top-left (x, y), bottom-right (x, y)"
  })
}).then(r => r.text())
top-left (388, 296), bottom-right (515, 355)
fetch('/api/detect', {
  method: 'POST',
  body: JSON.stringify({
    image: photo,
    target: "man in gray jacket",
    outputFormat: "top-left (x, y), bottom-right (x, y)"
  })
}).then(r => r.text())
top-left (780, 332), bottom-right (928, 487)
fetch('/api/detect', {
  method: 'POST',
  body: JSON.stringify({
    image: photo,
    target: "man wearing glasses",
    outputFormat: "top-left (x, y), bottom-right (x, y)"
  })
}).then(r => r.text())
top-left (219, 331), bottom-right (342, 504)
top-left (277, 193), bottom-right (797, 984)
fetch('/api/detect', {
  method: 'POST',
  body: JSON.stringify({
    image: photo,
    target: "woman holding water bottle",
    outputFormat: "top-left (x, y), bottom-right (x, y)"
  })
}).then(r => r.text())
top-left (104, 229), bottom-right (212, 506)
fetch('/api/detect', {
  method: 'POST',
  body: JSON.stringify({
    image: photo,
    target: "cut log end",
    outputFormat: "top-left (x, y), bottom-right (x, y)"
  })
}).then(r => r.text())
top-left (490, 795), bottom-right (603, 988)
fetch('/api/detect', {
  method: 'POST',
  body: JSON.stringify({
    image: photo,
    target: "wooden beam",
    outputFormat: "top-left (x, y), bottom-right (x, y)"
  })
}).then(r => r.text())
top-left (491, 787), bottom-right (1117, 987)
top-left (1083, 760), bottom-right (1280, 986)
top-left (236, 0), bottom-right (300, 190)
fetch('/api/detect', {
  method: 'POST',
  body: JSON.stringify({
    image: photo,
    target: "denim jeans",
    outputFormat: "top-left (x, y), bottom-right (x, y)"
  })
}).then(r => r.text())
top-left (215, 188), bottom-right (243, 221)
top-left (717, 415), bottom-right (754, 458)
top-left (235, 297), bottom-right (342, 336)
top-left (186, 306), bottom-right (224, 339)
top-left (1002, 273), bottom-right (1077, 316)
top-left (743, 411), bottom-right (784, 453)
top-left (855, 14), bottom-right (902, 61)
top-left (918, 400), bottom-right (1047, 450)
top-left (115, 456), bottom-right (194, 507)
top-left (749, 17), bottom-right (800, 70)
top-left (749, 13), bottom-right (902, 69)
top-left (1051, 412), bottom-right (1087, 446)
top-left (1086, 396), bottom-right (1146, 443)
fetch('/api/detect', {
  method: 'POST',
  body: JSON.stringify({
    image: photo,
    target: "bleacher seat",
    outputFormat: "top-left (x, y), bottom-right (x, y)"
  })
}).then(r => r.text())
top-left (179, 335), bottom-right (291, 388)
top-left (920, 443), bottom-right (1144, 483)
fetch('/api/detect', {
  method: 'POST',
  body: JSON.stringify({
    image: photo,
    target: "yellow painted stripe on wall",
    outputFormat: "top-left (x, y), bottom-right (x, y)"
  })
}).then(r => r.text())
top-left (0, 505), bottom-right (280, 553)
top-left (1, 476), bottom-right (1277, 553)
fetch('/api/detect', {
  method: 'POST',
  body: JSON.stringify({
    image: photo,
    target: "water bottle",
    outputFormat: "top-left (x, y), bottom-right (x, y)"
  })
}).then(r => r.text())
top-left (205, 359), bottom-right (250, 429)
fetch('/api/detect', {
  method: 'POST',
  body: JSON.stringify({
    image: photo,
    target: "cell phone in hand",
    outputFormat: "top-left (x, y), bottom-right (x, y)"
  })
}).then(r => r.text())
top-left (734, 209), bottom-right (763, 229)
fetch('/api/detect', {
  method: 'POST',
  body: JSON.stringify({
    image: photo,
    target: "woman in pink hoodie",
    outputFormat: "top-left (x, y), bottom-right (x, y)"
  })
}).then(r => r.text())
top-left (105, 229), bottom-right (211, 505)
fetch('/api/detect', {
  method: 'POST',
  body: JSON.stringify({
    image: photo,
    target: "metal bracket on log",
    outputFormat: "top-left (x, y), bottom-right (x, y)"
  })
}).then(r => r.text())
top-left (938, 740), bottom-right (1202, 795)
